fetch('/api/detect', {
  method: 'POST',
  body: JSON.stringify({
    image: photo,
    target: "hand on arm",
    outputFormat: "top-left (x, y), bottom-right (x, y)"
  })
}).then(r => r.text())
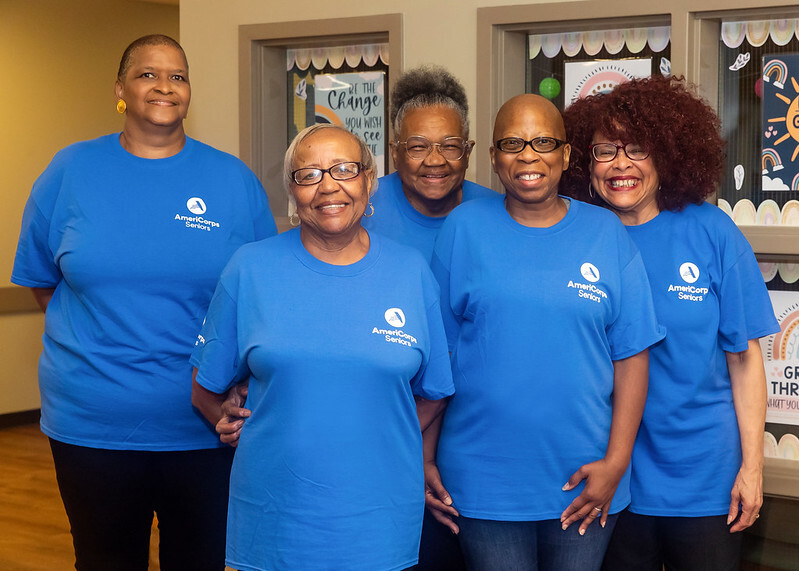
top-left (420, 405), bottom-right (459, 534)
top-left (561, 350), bottom-right (649, 534)
top-left (191, 371), bottom-right (251, 448)
top-left (726, 339), bottom-right (766, 533)
top-left (216, 380), bottom-right (251, 447)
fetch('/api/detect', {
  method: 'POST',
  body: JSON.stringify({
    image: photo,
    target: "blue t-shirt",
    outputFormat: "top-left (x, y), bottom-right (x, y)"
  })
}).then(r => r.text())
top-left (191, 229), bottom-right (454, 571)
top-left (431, 195), bottom-right (664, 521)
top-left (624, 202), bottom-right (779, 516)
top-left (363, 171), bottom-right (496, 260)
top-left (11, 133), bottom-right (276, 451)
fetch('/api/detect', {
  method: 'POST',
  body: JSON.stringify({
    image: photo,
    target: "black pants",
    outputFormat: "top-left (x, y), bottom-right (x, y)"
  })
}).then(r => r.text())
top-left (601, 509), bottom-right (742, 571)
top-left (418, 509), bottom-right (467, 571)
top-left (50, 439), bottom-right (234, 571)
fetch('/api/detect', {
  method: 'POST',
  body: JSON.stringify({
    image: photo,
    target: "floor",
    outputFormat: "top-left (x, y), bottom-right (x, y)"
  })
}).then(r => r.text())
top-left (0, 423), bottom-right (160, 570)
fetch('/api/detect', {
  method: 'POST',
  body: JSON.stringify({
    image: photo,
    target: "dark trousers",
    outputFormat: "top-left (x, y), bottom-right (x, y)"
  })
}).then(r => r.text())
top-left (50, 439), bottom-right (234, 571)
top-left (418, 509), bottom-right (467, 570)
top-left (602, 509), bottom-right (742, 571)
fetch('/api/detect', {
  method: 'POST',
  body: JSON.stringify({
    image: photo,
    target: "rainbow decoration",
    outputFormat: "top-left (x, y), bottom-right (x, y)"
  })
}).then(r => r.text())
top-left (792, 173), bottom-right (799, 191)
top-left (763, 59), bottom-right (787, 89)
top-left (762, 148), bottom-right (784, 173)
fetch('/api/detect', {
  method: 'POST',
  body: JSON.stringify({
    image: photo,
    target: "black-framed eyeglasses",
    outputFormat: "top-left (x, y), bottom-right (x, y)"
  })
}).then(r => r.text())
top-left (395, 136), bottom-right (473, 161)
top-left (494, 136), bottom-right (567, 154)
top-left (291, 162), bottom-right (363, 185)
top-left (589, 142), bottom-right (650, 163)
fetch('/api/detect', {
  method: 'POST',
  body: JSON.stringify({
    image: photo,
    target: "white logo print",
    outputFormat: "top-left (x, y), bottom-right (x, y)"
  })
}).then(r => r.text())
top-left (580, 263), bottom-right (600, 283)
top-left (187, 197), bottom-right (207, 215)
top-left (679, 262), bottom-right (700, 284)
top-left (385, 308), bottom-right (406, 328)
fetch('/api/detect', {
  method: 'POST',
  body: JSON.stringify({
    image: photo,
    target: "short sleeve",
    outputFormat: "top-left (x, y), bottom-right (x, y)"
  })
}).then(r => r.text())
top-left (190, 267), bottom-right (250, 393)
top-left (607, 235), bottom-right (666, 360)
top-left (11, 161), bottom-right (64, 287)
top-left (717, 233), bottom-right (779, 352)
top-left (410, 268), bottom-right (454, 400)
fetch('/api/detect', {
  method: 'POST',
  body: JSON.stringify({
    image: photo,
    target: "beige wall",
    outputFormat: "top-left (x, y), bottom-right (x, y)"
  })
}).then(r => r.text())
top-left (0, 0), bottom-right (178, 415)
top-left (179, 0), bottom-right (568, 163)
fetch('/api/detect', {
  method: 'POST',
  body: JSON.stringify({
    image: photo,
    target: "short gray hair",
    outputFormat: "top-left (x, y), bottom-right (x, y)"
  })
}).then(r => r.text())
top-left (391, 65), bottom-right (469, 138)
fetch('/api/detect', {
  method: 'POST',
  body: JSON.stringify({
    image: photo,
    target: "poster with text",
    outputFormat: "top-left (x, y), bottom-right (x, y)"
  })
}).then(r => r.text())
top-left (314, 72), bottom-right (386, 178)
top-left (761, 54), bottom-right (799, 191)
top-left (761, 290), bottom-right (799, 426)
top-left (564, 59), bottom-right (651, 108)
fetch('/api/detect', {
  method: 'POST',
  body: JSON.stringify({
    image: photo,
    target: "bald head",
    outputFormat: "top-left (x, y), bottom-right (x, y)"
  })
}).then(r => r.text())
top-left (493, 94), bottom-right (566, 143)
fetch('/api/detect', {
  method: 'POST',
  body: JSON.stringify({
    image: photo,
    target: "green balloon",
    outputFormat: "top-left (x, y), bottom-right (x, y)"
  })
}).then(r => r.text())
top-left (539, 77), bottom-right (561, 99)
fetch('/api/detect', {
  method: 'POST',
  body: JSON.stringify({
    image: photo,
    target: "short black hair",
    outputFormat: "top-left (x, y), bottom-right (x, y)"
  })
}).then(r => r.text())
top-left (117, 34), bottom-right (187, 81)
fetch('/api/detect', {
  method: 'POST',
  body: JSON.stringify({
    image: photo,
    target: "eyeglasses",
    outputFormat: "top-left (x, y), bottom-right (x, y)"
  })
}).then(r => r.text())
top-left (494, 137), bottom-right (567, 154)
top-left (589, 143), bottom-right (649, 163)
top-left (291, 162), bottom-right (363, 186)
top-left (395, 136), bottom-right (473, 161)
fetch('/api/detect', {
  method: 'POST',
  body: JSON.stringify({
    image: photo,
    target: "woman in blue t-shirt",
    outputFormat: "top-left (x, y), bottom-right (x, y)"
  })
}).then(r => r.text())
top-left (191, 124), bottom-right (454, 571)
top-left (562, 75), bottom-right (779, 570)
top-left (362, 65), bottom-right (496, 263)
top-left (424, 93), bottom-right (663, 570)
top-left (11, 35), bottom-right (276, 569)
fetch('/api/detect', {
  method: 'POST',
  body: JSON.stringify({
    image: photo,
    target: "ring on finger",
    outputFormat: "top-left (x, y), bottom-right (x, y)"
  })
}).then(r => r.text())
top-left (592, 507), bottom-right (602, 513)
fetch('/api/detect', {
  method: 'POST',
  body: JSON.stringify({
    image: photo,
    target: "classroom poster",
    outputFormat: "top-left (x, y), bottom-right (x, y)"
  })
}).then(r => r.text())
top-left (313, 72), bottom-right (386, 178)
top-left (761, 54), bottom-right (799, 191)
top-left (563, 59), bottom-right (651, 107)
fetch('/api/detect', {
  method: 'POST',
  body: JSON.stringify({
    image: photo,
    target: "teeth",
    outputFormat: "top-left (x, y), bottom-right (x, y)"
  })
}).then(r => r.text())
top-left (518, 174), bottom-right (542, 181)
top-left (610, 179), bottom-right (637, 188)
top-left (320, 204), bottom-right (345, 211)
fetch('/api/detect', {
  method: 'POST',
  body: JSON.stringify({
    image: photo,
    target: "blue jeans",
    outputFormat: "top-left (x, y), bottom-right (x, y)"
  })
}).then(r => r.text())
top-left (457, 514), bottom-right (618, 571)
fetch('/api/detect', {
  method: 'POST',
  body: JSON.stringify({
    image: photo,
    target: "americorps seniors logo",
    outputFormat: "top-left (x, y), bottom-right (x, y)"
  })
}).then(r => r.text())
top-left (372, 307), bottom-right (417, 348)
top-left (580, 263), bottom-right (600, 282)
top-left (680, 262), bottom-right (700, 283)
top-left (385, 308), bottom-right (406, 328)
top-left (187, 197), bottom-right (207, 214)
top-left (174, 196), bottom-right (220, 232)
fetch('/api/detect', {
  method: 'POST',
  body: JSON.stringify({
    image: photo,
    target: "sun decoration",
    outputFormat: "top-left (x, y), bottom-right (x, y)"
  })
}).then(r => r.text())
top-left (766, 68), bottom-right (799, 164)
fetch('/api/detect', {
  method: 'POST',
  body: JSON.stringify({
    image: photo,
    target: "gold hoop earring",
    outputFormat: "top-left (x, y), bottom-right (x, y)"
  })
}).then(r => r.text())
top-left (588, 183), bottom-right (595, 199)
top-left (289, 213), bottom-right (300, 227)
top-left (363, 203), bottom-right (375, 218)
top-left (116, 99), bottom-right (126, 114)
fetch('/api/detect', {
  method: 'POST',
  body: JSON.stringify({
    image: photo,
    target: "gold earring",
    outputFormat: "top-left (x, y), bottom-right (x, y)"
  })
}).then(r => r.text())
top-left (363, 203), bottom-right (375, 218)
top-left (289, 213), bottom-right (300, 226)
top-left (116, 99), bottom-right (126, 114)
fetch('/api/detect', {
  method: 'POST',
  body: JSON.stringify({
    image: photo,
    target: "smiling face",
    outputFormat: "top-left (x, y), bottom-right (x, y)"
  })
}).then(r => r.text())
top-left (391, 105), bottom-right (471, 216)
top-left (290, 129), bottom-right (372, 241)
top-left (114, 43), bottom-right (190, 130)
top-left (490, 94), bottom-right (570, 212)
top-left (589, 131), bottom-right (660, 225)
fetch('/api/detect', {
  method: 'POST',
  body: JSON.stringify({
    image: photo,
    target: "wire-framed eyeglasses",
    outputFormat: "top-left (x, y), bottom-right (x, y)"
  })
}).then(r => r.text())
top-left (395, 136), bottom-right (473, 161)
top-left (589, 143), bottom-right (650, 163)
top-left (494, 136), bottom-right (567, 154)
top-left (291, 162), bottom-right (363, 186)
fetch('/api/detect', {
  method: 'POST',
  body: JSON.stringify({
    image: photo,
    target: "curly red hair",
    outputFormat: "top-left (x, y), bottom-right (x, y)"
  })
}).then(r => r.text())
top-left (560, 75), bottom-right (724, 211)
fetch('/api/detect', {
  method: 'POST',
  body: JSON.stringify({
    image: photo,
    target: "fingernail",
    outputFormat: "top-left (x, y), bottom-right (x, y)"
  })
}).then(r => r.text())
top-left (579, 528), bottom-right (585, 536)
top-left (561, 483), bottom-right (569, 491)
top-left (727, 515), bottom-right (733, 524)
top-left (562, 523), bottom-right (567, 530)
top-left (601, 521), bottom-right (606, 528)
